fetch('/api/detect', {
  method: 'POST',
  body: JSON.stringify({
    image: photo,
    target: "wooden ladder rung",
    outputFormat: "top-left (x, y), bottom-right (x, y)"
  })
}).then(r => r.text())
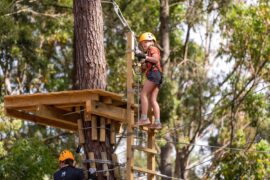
top-left (132, 145), bottom-right (157, 154)
top-left (131, 124), bottom-right (149, 131)
top-left (131, 125), bottom-right (158, 132)
top-left (132, 166), bottom-right (158, 176)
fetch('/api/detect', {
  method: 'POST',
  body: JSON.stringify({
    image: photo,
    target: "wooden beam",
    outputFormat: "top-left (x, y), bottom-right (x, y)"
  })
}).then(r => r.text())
top-left (91, 101), bottom-right (127, 122)
top-left (5, 108), bottom-right (77, 131)
top-left (36, 105), bottom-right (78, 125)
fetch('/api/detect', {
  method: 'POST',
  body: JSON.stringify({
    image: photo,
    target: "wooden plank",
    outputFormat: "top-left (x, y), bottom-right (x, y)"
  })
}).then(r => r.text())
top-left (101, 152), bottom-right (109, 176)
top-left (91, 115), bottom-right (97, 140)
top-left (147, 130), bottom-right (156, 180)
top-left (112, 154), bottom-right (121, 179)
top-left (92, 101), bottom-right (127, 122)
top-left (110, 122), bottom-right (116, 145)
top-left (132, 146), bottom-right (157, 154)
top-left (4, 90), bottom-right (100, 108)
top-left (5, 108), bottom-right (77, 131)
top-left (77, 119), bottom-right (85, 144)
top-left (88, 152), bottom-right (96, 169)
top-left (132, 124), bottom-right (149, 131)
top-left (85, 100), bottom-right (92, 121)
top-left (100, 117), bottom-right (106, 142)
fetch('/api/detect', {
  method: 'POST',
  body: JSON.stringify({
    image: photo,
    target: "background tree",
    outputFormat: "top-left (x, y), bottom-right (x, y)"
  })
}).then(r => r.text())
top-left (1, 0), bottom-right (270, 179)
top-left (73, 0), bottom-right (111, 179)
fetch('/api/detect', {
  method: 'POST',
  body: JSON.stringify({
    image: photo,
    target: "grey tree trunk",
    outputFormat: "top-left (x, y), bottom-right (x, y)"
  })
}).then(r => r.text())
top-left (159, 1), bottom-right (174, 179)
top-left (160, 133), bottom-right (174, 180)
top-left (175, 149), bottom-right (189, 179)
top-left (159, 0), bottom-right (170, 75)
top-left (73, 1), bottom-right (114, 179)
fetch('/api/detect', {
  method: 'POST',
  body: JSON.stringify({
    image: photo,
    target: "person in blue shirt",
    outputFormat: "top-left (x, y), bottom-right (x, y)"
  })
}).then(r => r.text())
top-left (54, 150), bottom-right (84, 180)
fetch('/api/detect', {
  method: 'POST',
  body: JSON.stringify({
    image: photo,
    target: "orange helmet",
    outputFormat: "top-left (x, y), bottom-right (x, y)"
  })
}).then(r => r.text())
top-left (139, 32), bottom-right (156, 42)
top-left (59, 150), bottom-right (75, 162)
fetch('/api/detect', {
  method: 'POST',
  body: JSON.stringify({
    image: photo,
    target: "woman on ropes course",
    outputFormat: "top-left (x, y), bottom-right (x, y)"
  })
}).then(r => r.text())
top-left (135, 32), bottom-right (163, 130)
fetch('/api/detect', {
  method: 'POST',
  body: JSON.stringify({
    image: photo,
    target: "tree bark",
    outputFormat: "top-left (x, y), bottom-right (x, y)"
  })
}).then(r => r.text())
top-left (73, 1), bottom-right (113, 179)
top-left (159, 0), bottom-right (170, 75)
top-left (160, 133), bottom-right (174, 180)
top-left (175, 149), bottom-right (189, 179)
top-left (73, 0), bottom-right (106, 90)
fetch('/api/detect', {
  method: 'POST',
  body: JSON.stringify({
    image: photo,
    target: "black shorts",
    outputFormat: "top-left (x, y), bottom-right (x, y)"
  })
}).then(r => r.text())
top-left (147, 70), bottom-right (163, 88)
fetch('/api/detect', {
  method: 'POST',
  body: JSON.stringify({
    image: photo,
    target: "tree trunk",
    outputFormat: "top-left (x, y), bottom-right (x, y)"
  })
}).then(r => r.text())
top-left (73, 1), bottom-right (113, 179)
top-left (175, 149), bottom-right (189, 179)
top-left (73, 0), bottom-right (106, 90)
top-left (159, 0), bottom-right (170, 75)
top-left (159, 1), bottom-right (174, 179)
top-left (160, 133), bottom-right (174, 180)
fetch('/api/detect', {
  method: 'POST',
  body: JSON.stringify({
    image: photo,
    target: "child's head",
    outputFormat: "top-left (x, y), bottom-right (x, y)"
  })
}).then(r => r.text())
top-left (139, 32), bottom-right (156, 52)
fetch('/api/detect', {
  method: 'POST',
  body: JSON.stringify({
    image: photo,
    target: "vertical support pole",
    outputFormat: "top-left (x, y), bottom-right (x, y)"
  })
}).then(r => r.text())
top-left (91, 115), bottom-right (98, 140)
top-left (101, 152), bottom-right (109, 176)
top-left (110, 122), bottom-right (116, 145)
top-left (88, 152), bottom-right (96, 173)
top-left (100, 117), bottom-right (106, 142)
top-left (112, 153), bottom-right (121, 179)
top-left (85, 100), bottom-right (92, 121)
top-left (126, 31), bottom-right (135, 180)
top-left (147, 130), bottom-right (156, 180)
top-left (77, 119), bottom-right (85, 144)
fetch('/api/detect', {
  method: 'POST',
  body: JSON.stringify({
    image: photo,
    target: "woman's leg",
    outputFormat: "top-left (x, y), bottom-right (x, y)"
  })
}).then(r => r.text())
top-left (150, 86), bottom-right (160, 120)
top-left (140, 80), bottom-right (156, 117)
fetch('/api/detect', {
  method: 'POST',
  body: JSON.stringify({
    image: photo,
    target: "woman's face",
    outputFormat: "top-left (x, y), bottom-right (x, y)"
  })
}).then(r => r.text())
top-left (140, 40), bottom-right (153, 52)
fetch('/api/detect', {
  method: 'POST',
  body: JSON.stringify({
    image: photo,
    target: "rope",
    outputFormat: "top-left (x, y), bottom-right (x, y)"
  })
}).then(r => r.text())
top-left (83, 159), bottom-right (125, 167)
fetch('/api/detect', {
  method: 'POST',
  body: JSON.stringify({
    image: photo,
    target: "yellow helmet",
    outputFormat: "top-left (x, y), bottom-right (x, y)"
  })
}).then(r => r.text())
top-left (59, 150), bottom-right (75, 162)
top-left (139, 32), bottom-right (156, 42)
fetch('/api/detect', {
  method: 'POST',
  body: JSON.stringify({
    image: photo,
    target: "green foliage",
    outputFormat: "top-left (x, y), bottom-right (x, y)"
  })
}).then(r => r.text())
top-left (0, 138), bottom-right (58, 180)
top-left (214, 140), bottom-right (270, 179)
top-left (0, 0), bottom-right (73, 95)
top-left (219, 1), bottom-right (270, 70)
top-left (159, 78), bottom-right (179, 123)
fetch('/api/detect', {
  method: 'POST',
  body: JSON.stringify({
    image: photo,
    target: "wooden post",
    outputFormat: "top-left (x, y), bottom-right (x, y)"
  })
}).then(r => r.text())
top-left (91, 115), bottom-right (98, 140)
top-left (100, 117), bottom-right (106, 142)
top-left (88, 152), bottom-right (96, 171)
top-left (110, 122), bottom-right (116, 145)
top-left (147, 130), bottom-right (156, 180)
top-left (112, 153), bottom-right (121, 179)
top-left (101, 152), bottom-right (109, 176)
top-left (85, 100), bottom-right (92, 121)
top-left (126, 31), bottom-right (135, 180)
top-left (77, 119), bottom-right (85, 144)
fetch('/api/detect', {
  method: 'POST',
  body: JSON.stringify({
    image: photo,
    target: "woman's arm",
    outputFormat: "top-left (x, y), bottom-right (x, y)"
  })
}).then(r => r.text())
top-left (146, 54), bottom-right (159, 64)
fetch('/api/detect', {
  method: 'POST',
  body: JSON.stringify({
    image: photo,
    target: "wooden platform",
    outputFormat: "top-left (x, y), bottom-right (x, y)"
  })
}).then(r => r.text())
top-left (4, 89), bottom-right (133, 131)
